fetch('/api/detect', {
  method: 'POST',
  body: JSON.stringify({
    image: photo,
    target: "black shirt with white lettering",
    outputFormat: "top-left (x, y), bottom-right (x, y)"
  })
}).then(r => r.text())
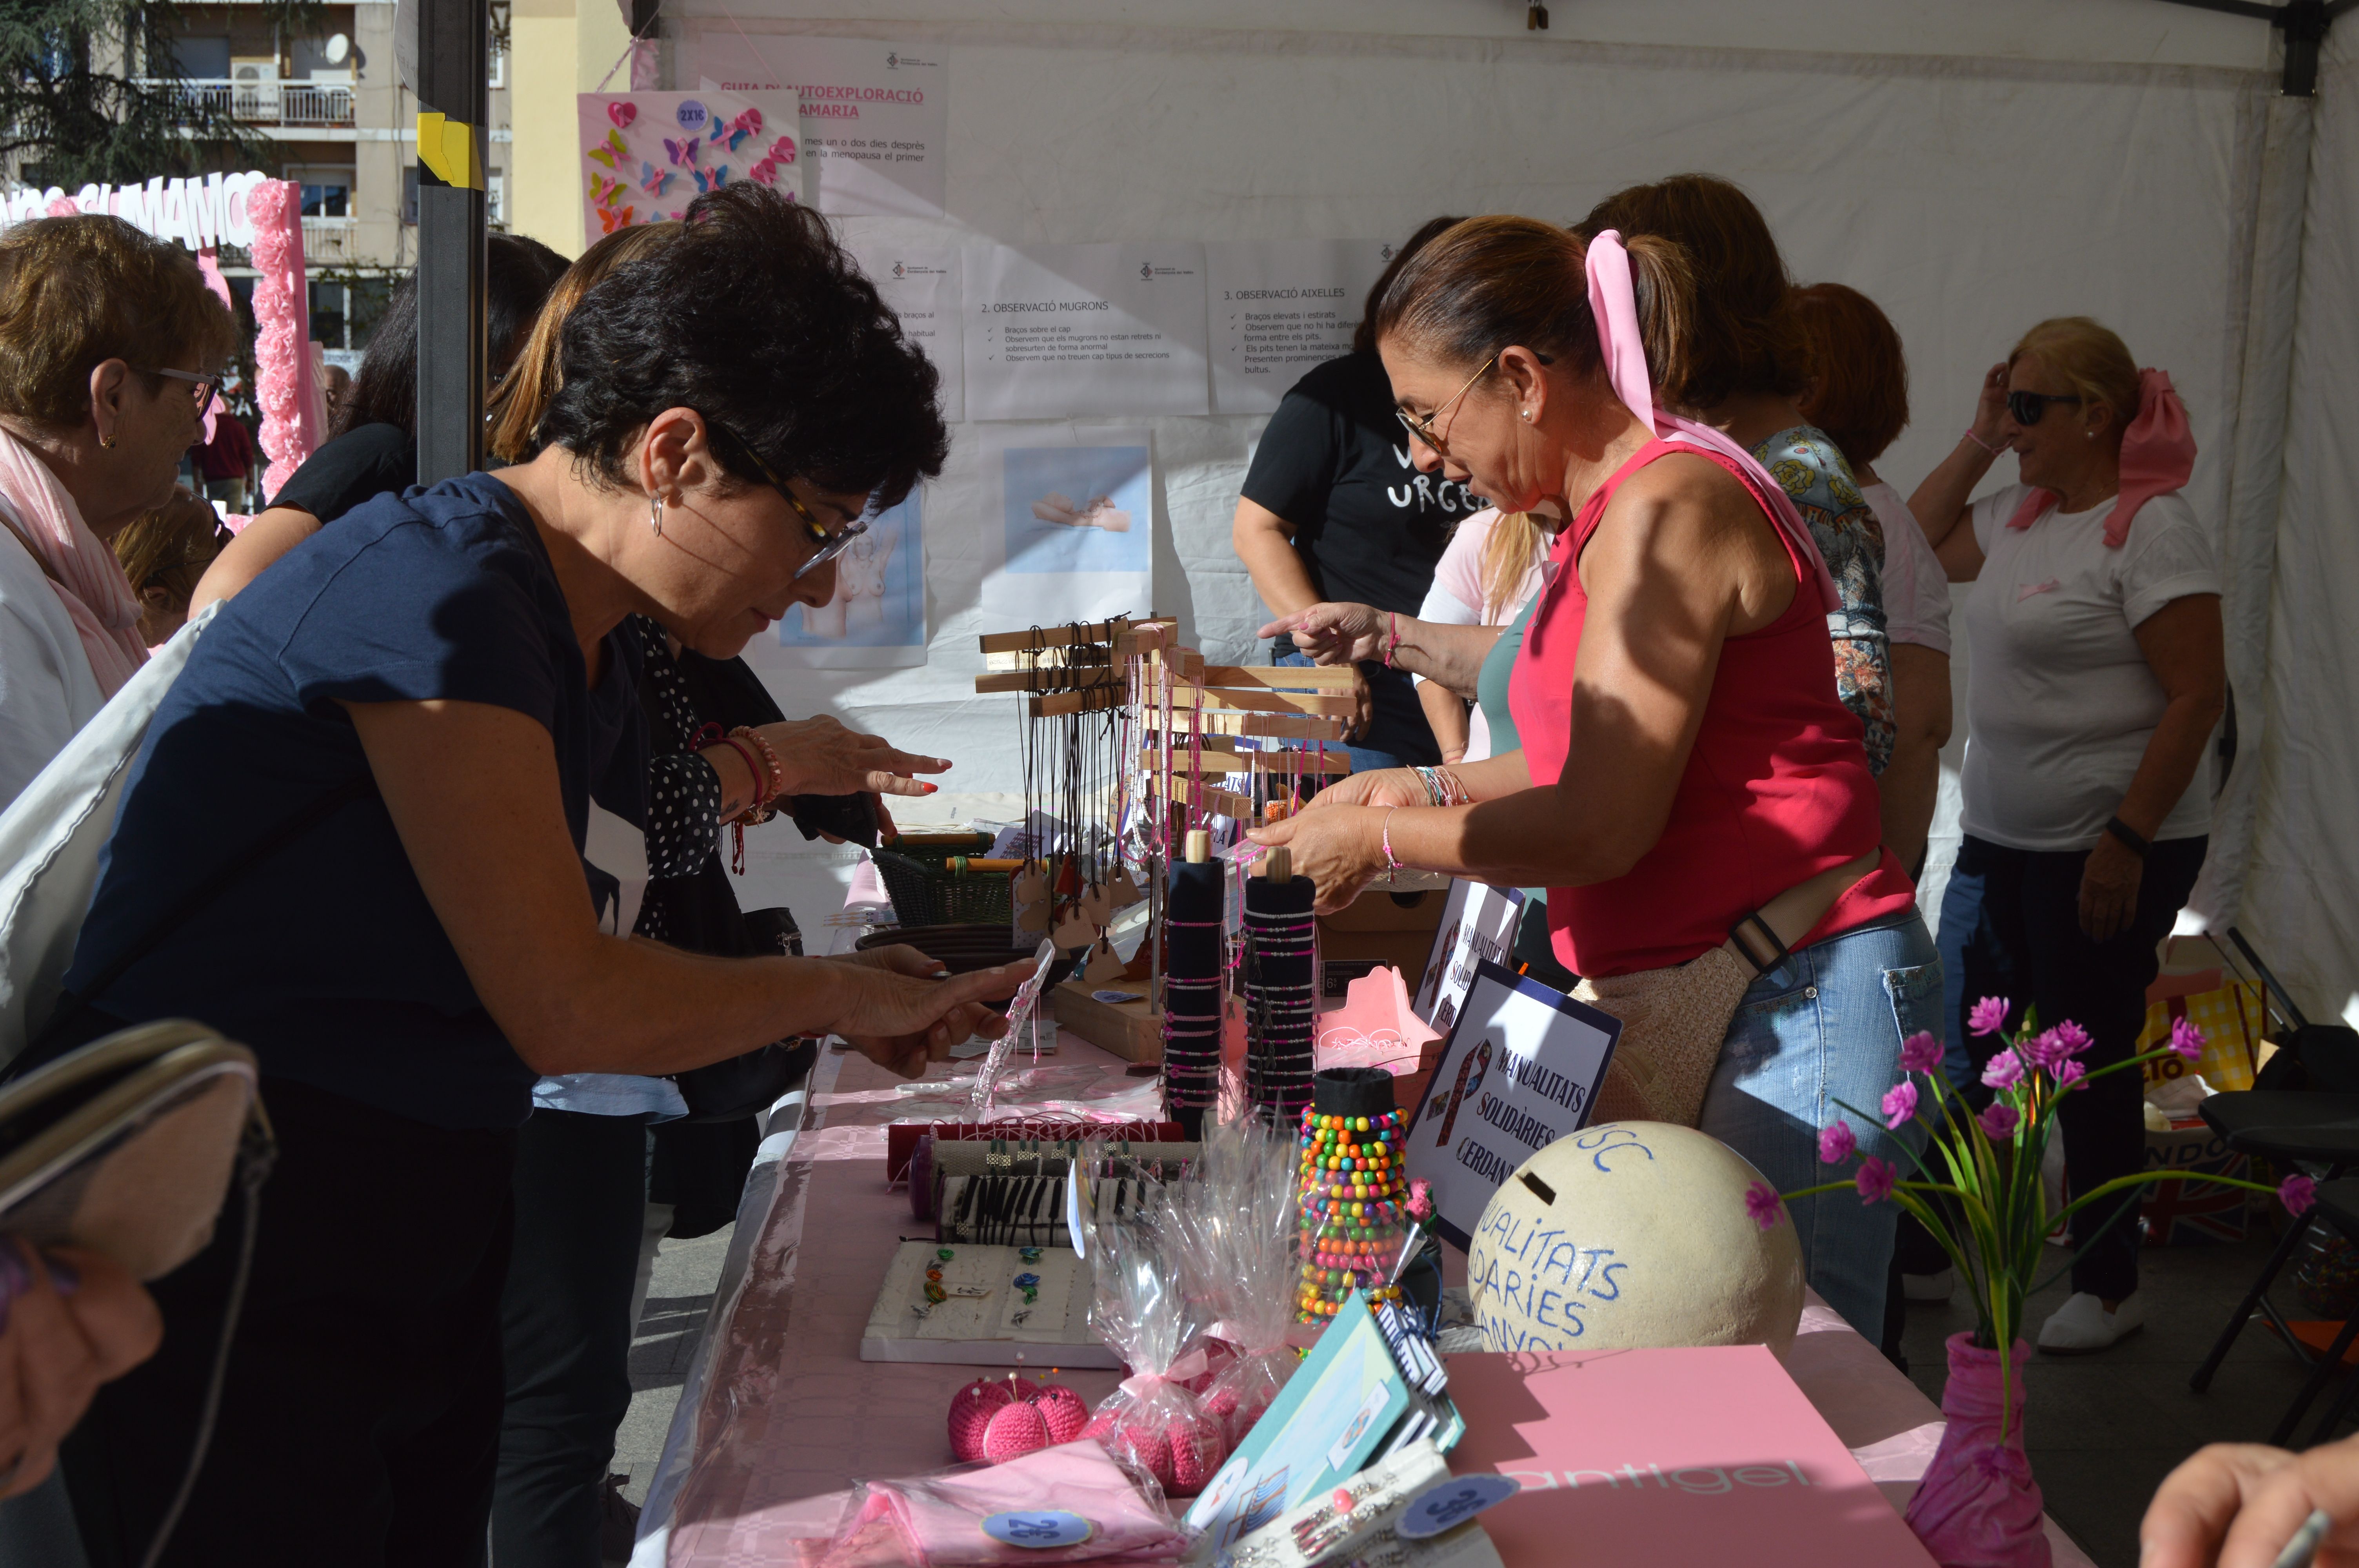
top-left (1242, 349), bottom-right (1475, 631)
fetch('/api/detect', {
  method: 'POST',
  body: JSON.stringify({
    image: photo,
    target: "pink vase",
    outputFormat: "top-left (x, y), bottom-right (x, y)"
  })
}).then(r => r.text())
top-left (1903, 1333), bottom-right (2052, 1568)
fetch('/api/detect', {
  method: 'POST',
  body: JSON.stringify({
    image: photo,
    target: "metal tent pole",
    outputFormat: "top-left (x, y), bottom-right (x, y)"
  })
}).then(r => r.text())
top-left (413, 0), bottom-right (489, 483)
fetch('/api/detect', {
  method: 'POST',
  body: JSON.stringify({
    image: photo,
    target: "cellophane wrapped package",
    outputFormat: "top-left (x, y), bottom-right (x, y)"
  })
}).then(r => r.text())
top-left (1169, 1115), bottom-right (1303, 1446)
top-left (820, 1439), bottom-right (1191, 1566)
top-left (1081, 1212), bottom-right (1228, 1496)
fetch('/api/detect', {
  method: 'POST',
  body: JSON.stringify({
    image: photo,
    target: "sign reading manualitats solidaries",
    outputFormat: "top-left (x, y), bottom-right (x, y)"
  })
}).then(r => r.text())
top-left (0, 171), bottom-right (273, 250)
top-left (695, 34), bottom-right (946, 218)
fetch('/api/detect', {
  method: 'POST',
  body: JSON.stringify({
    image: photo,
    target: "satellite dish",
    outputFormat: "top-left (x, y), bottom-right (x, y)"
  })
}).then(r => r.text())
top-left (325, 33), bottom-right (350, 64)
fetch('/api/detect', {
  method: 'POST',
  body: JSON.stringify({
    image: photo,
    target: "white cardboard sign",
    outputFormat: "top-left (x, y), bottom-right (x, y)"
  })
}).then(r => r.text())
top-left (1404, 959), bottom-right (1621, 1251)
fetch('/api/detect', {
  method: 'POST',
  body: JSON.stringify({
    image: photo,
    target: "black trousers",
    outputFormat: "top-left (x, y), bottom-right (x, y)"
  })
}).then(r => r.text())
top-left (64, 1079), bottom-right (514, 1568)
top-left (491, 1110), bottom-right (650, 1568)
top-left (1953, 832), bottom-right (2208, 1301)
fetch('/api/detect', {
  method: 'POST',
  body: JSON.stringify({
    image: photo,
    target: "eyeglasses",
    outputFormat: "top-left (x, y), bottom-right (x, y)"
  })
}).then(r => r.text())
top-left (1394, 353), bottom-right (1497, 460)
top-left (708, 421), bottom-right (872, 581)
top-left (135, 367), bottom-right (220, 418)
top-left (2006, 389), bottom-right (2083, 426)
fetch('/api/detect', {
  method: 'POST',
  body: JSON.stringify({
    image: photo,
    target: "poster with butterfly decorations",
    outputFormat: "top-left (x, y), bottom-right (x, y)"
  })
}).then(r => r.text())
top-left (576, 90), bottom-right (803, 249)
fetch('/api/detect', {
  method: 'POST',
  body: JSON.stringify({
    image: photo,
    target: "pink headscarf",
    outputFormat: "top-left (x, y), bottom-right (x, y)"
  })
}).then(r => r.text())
top-left (0, 424), bottom-right (149, 697)
top-left (2004, 367), bottom-right (2194, 546)
top-left (1583, 230), bottom-right (1842, 615)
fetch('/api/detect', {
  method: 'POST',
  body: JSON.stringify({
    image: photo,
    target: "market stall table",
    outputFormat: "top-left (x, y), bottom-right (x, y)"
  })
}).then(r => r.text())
top-left (630, 1029), bottom-right (2094, 1567)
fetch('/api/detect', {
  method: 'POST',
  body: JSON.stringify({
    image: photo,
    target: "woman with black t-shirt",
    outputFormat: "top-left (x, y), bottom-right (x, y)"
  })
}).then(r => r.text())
top-left (1231, 217), bottom-right (1479, 772)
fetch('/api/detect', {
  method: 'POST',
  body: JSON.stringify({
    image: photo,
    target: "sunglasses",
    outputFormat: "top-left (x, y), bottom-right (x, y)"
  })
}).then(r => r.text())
top-left (707, 422), bottom-right (874, 581)
top-left (136, 366), bottom-right (220, 418)
top-left (1395, 353), bottom-right (1497, 461)
top-left (2006, 389), bottom-right (2082, 426)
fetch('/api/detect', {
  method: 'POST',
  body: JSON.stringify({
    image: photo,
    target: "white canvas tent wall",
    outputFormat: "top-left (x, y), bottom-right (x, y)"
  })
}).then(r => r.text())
top-left (660, 0), bottom-right (2358, 1026)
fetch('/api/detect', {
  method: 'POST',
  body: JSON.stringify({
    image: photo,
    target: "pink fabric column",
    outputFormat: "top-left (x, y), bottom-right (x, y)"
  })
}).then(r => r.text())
top-left (247, 180), bottom-right (329, 501)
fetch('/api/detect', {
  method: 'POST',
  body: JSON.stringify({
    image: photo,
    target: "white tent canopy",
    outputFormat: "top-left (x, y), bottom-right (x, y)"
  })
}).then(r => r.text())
top-left (671, 0), bottom-right (2357, 1027)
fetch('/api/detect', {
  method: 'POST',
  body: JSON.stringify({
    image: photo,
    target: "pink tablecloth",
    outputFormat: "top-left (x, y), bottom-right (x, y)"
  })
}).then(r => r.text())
top-left (654, 1033), bottom-right (2092, 1567)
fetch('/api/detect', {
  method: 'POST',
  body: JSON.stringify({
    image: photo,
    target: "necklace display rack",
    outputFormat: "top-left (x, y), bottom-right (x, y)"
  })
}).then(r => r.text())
top-left (971, 617), bottom-right (1355, 1109)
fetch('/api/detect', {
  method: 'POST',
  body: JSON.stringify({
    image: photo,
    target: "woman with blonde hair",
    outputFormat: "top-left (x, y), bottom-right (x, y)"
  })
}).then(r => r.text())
top-left (1911, 316), bottom-right (2223, 1353)
top-left (0, 215), bottom-right (234, 809)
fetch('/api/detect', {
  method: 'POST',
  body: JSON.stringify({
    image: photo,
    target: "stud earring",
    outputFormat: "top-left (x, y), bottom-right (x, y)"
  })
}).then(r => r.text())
top-left (650, 493), bottom-right (665, 536)
top-left (1520, 409), bottom-right (1532, 422)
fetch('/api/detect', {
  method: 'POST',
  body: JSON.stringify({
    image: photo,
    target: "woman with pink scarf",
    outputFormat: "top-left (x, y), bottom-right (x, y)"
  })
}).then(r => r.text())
top-left (0, 215), bottom-right (234, 809)
top-left (1912, 318), bottom-right (2223, 1353)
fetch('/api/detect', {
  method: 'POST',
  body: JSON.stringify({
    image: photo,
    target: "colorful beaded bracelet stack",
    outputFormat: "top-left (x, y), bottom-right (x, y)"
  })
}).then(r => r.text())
top-left (1294, 1107), bottom-right (1409, 1318)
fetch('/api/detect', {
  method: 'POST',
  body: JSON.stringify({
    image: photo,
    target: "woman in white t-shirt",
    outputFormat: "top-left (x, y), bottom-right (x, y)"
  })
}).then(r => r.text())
top-left (1912, 317), bottom-right (2224, 1355)
top-left (1793, 283), bottom-right (1954, 872)
top-left (1410, 503), bottom-right (1555, 762)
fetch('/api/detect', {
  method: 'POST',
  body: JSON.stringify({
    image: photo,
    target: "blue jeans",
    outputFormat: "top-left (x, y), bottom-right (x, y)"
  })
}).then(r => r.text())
top-left (1697, 911), bottom-right (1943, 1339)
top-left (1936, 854), bottom-right (1987, 1093)
top-left (1273, 650), bottom-right (1441, 775)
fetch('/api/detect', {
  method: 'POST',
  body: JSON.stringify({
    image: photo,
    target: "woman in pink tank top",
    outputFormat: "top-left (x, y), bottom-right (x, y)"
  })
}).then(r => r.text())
top-left (1250, 216), bottom-right (1941, 1340)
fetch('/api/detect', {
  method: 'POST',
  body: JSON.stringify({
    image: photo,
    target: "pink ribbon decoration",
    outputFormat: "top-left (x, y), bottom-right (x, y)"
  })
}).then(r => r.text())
top-left (0, 425), bottom-right (148, 696)
top-left (193, 247), bottom-right (236, 445)
top-left (1116, 1345), bottom-right (1209, 1403)
top-left (2005, 367), bottom-right (2194, 547)
top-left (1583, 229), bottom-right (1842, 615)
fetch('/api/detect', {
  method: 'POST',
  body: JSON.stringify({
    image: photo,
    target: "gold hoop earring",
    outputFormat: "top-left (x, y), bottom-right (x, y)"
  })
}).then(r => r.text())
top-left (650, 494), bottom-right (664, 536)
top-left (98, 432), bottom-right (116, 449)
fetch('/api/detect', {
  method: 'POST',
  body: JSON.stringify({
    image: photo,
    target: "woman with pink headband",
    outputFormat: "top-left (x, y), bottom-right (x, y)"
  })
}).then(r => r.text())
top-left (1911, 318), bottom-right (2223, 1354)
top-left (1249, 217), bottom-right (1935, 1339)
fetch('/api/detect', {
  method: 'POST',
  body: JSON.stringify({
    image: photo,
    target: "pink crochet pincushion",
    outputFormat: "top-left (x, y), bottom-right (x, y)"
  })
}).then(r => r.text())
top-left (980, 1399), bottom-right (1053, 1465)
top-left (947, 1378), bottom-right (1014, 1463)
top-left (1031, 1384), bottom-right (1090, 1445)
top-left (1081, 1406), bottom-right (1225, 1497)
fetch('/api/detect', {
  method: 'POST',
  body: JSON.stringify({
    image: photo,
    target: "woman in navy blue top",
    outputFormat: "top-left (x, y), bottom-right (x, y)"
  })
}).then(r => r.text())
top-left (51, 185), bottom-right (1011, 1566)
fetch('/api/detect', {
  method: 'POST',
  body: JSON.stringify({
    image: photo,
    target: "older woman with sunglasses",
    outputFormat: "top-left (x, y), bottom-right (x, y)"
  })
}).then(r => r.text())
top-left (38, 186), bottom-right (1020, 1564)
top-left (0, 215), bottom-right (234, 811)
top-left (1910, 317), bottom-right (2224, 1354)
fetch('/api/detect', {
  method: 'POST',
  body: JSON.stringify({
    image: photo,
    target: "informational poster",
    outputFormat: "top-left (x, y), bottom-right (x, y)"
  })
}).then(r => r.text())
top-left (772, 489), bottom-right (925, 668)
top-left (1412, 880), bottom-right (1526, 1036)
top-left (977, 428), bottom-right (1155, 625)
top-left (576, 90), bottom-right (799, 248)
top-left (1405, 959), bottom-right (1623, 1251)
top-left (963, 243), bottom-right (1210, 421)
top-left (1203, 239), bottom-right (1391, 414)
top-left (694, 34), bottom-right (947, 218)
top-left (854, 244), bottom-right (965, 424)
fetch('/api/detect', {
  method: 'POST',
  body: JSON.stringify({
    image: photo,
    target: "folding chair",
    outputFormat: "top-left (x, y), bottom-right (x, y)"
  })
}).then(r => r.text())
top-left (2186, 929), bottom-right (2359, 1397)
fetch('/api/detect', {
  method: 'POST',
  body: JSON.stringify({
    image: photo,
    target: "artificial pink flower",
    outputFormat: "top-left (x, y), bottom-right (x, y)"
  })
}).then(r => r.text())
top-left (1818, 1121), bottom-right (1858, 1165)
top-left (1407, 1179), bottom-right (1434, 1222)
top-left (1856, 1156), bottom-right (1897, 1205)
top-left (2281, 1174), bottom-right (2318, 1217)
top-left (2024, 1029), bottom-right (2065, 1073)
top-left (1881, 1080), bottom-right (1919, 1131)
top-left (1981, 1051), bottom-right (2025, 1090)
top-left (2052, 1059), bottom-right (2087, 1091)
top-left (1745, 1181), bottom-right (1783, 1231)
top-left (1977, 1103), bottom-right (2021, 1140)
top-left (1899, 1031), bottom-right (1943, 1074)
top-left (1967, 996), bottom-right (2011, 1037)
top-left (2171, 1016), bottom-right (2207, 1062)
top-left (2051, 1020), bottom-right (2094, 1058)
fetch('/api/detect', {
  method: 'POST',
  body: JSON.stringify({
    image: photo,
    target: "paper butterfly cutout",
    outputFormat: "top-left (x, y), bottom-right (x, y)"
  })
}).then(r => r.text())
top-left (707, 108), bottom-right (761, 153)
top-left (587, 172), bottom-right (624, 209)
top-left (606, 101), bottom-right (638, 130)
top-left (663, 136), bottom-right (700, 169)
top-left (638, 160), bottom-right (671, 197)
top-left (598, 204), bottom-right (635, 234)
top-left (694, 165), bottom-right (728, 193)
top-left (587, 128), bottom-right (629, 170)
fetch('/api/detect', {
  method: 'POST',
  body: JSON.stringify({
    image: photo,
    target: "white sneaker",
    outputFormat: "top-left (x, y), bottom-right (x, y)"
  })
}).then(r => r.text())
top-left (2036, 1290), bottom-right (2145, 1354)
top-left (1902, 1268), bottom-right (1955, 1302)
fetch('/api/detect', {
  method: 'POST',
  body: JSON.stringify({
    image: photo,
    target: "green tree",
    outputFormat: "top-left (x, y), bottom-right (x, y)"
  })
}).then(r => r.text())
top-left (0, 0), bottom-right (319, 190)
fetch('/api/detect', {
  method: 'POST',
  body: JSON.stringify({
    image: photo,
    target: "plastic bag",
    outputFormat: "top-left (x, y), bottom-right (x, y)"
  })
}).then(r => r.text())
top-left (1082, 1212), bottom-right (1228, 1496)
top-left (822, 1440), bottom-right (1191, 1566)
top-left (1168, 1114), bottom-right (1303, 1446)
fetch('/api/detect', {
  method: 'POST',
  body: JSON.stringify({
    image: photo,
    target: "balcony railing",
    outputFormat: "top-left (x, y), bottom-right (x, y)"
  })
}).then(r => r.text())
top-left (142, 77), bottom-right (356, 128)
top-left (300, 216), bottom-right (356, 261)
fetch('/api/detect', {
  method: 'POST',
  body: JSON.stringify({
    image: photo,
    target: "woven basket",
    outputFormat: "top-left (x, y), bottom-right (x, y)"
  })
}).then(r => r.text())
top-left (871, 837), bottom-right (1013, 927)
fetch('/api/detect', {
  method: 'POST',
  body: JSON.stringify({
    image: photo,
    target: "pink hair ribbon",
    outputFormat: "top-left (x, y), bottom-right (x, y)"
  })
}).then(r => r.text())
top-left (2004, 367), bottom-right (2194, 546)
top-left (1583, 229), bottom-right (1841, 615)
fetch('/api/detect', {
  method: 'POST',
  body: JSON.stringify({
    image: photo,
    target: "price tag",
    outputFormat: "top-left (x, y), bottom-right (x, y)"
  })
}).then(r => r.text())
top-left (1396, 1474), bottom-right (1519, 1540)
top-left (981, 1510), bottom-right (1095, 1548)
